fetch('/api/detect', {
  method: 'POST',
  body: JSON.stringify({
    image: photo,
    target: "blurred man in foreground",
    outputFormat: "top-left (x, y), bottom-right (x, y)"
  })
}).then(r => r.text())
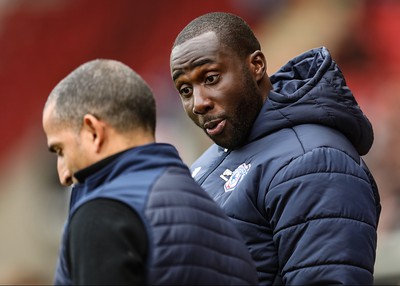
top-left (42, 59), bottom-right (258, 285)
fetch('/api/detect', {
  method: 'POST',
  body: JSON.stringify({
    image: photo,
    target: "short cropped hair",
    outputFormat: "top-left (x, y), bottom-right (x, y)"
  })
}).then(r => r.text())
top-left (46, 59), bottom-right (156, 135)
top-left (172, 12), bottom-right (261, 58)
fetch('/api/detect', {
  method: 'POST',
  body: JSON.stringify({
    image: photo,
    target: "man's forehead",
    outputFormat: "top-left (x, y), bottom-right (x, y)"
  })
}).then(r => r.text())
top-left (172, 32), bottom-right (219, 56)
top-left (170, 32), bottom-right (223, 76)
top-left (43, 103), bottom-right (56, 129)
top-left (43, 102), bottom-right (73, 140)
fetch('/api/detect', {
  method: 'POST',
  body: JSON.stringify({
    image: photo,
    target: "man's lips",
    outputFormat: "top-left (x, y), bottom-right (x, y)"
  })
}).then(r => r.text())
top-left (204, 119), bottom-right (226, 136)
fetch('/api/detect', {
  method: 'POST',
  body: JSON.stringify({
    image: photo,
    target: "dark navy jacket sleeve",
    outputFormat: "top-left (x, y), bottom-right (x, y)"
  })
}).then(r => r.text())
top-left (67, 199), bottom-right (148, 285)
top-left (267, 145), bottom-right (378, 284)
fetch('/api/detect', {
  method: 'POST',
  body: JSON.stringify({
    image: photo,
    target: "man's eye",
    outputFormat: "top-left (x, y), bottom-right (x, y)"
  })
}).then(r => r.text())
top-left (179, 86), bottom-right (192, 98)
top-left (205, 74), bottom-right (219, 84)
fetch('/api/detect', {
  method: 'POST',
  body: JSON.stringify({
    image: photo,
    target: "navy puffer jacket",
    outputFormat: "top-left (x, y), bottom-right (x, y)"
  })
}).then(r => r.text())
top-left (54, 143), bottom-right (258, 285)
top-left (191, 47), bottom-right (381, 285)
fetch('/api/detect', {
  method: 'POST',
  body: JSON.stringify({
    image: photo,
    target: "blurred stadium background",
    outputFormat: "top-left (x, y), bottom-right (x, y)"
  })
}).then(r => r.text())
top-left (0, 0), bottom-right (399, 284)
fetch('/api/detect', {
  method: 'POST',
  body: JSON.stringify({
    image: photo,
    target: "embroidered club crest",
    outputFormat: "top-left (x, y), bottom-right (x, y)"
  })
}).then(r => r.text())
top-left (224, 163), bottom-right (251, 192)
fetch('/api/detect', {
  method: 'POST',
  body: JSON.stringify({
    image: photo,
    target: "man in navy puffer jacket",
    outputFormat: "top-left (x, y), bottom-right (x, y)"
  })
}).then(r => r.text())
top-left (42, 59), bottom-right (258, 285)
top-left (170, 12), bottom-right (381, 285)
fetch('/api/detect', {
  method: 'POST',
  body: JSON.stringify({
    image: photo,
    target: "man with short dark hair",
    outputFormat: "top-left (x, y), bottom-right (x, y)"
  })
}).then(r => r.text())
top-left (42, 59), bottom-right (258, 285)
top-left (170, 12), bottom-right (381, 285)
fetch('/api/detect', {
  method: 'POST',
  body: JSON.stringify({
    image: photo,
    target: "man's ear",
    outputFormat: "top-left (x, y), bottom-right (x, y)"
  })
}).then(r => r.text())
top-left (81, 114), bottom-right (105, 153)
top-left (249, 50), bottom-right (267, 81)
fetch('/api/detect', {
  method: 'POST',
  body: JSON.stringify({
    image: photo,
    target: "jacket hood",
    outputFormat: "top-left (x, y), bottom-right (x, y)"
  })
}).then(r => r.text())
top-left (249, 46), bottom-right (373, 155)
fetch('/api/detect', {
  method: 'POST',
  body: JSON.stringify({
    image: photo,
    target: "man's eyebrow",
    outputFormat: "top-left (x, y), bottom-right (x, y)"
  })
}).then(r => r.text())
top-left (172, 70), bottom-right (183, 82)
top-left (172, 58), bottom-right (215, 82)
top-left (48, 144), bottom-right (57, 153)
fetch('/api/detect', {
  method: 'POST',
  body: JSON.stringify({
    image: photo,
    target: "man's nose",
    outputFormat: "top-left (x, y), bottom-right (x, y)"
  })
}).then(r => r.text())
top-left (57, 159), bottom-right (73, 186)
top-left (192, 86), bottom-right (213, 115)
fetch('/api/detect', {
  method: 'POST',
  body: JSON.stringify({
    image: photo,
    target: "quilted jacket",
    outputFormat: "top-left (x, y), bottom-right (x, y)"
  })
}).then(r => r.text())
top-left (191, 47), bottom-right (381, 285)
top-left (54, 143), bottom-right (258, 285)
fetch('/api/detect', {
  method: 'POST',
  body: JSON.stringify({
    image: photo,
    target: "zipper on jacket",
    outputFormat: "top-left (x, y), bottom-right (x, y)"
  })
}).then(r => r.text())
top-left (197, 148), bottom-right (231, 185)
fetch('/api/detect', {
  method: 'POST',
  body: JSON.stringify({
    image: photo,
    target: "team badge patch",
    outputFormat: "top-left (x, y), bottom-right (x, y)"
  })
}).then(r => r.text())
top-left (224, 163), bottom-right (251, 192)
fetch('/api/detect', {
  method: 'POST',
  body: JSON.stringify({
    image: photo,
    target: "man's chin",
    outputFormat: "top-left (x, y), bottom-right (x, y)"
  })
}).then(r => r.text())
top-left (209, 135), bottom-right (236, 150)
top-left (205, 133), bottom-right (225, 148)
